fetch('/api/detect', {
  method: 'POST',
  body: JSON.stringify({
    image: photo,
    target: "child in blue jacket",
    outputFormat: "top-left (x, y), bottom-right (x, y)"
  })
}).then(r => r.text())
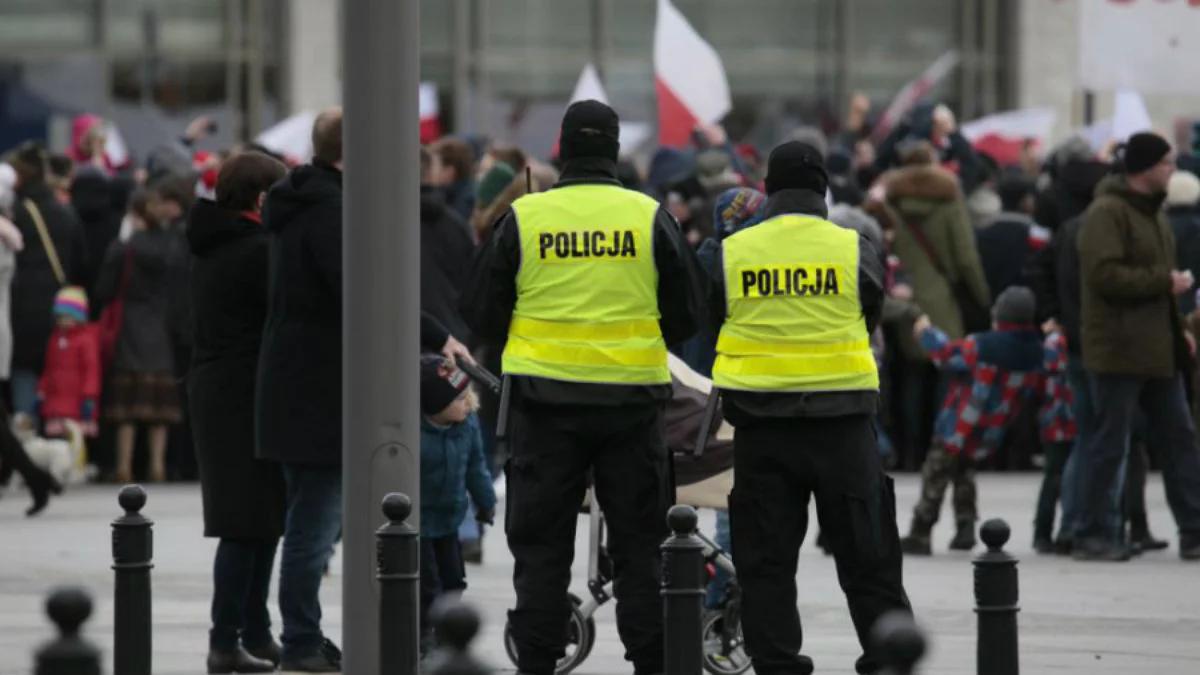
top-left (419, 355), bottom-right (496, 649)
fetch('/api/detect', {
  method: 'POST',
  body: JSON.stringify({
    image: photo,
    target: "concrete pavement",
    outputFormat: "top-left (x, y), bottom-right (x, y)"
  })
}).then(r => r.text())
top-left (1, 474), bottom-right (1198, 674)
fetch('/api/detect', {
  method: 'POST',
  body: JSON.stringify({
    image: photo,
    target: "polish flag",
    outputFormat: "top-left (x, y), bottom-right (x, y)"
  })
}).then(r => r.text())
top-left (870, 51), bottom-right (960, 144)
top-left (653, 0), bottom-right (731, 147)
top-left (419, 82), bottom-right (442, 144)
top-left (554, 64), bottom-right (653, 157)
top-left (960, 107), bottom-right (1057, 166)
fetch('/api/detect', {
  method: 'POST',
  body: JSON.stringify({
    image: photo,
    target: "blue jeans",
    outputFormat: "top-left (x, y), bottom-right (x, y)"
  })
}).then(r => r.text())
top-left (211, 538), bottom-right (278, 650)
top-left (1076, 373), bottom-right (1200, 544)
top-left (10, 368), bottom-right (39, 421)
top-left (279, 464), bottom-right (342, 656)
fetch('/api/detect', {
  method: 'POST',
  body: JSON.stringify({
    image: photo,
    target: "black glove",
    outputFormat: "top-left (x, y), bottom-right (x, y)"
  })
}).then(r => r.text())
top-left (476, 507), bottom-right (495, 526)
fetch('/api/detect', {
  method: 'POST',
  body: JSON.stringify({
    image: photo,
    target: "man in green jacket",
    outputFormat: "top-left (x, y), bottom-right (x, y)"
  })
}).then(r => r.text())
top-left (1076, 131), bottom-right (1200, 561)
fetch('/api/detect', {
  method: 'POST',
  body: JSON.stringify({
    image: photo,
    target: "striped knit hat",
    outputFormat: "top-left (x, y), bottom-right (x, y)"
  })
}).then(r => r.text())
top-left (54, 286), bottom-right (89, 322)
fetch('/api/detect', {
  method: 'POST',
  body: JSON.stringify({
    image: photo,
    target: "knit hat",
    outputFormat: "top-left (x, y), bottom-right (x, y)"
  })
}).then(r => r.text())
top-left (712, 188), bottom-right (767, 239)
top-left (54, 286), bottom-right (89, 323)
top-left (1123, 132), bottom-right (1172, 175)
top-left (560, 99), bottom-right (620, 163)
top-left (696, 150), bottom-right (741, 192)
top-left (475, 161), bottom-right (515, 210)
top-left (764, 141), bottom-right (829, 196)
top-left (992, 286), bottom-right (1035, 325)
top-left (1167, 170), bottom-right (1200, 207)
top-left (420, 354), bottom-right (470, 416)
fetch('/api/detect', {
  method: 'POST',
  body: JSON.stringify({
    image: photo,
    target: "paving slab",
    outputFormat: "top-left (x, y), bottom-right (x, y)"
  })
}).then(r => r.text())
top-left (0, 474), bottom-right (1197, 674)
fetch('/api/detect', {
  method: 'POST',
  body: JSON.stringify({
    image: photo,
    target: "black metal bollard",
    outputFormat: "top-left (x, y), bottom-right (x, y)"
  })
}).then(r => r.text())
top-left (661, 504), bottom-right (705, 675)
top-left (870, 610), bottom-right (926, 675)
top-left (429, 600), bottom-right (490, 675)
top-left (34, 587), bottom-right (102, 675)
top-left (378, 492), bottom-right (420, 675)
top-left (112, 485), bottom-right (152, 675)
top-left (974, 519), bottom-right (1019, 675)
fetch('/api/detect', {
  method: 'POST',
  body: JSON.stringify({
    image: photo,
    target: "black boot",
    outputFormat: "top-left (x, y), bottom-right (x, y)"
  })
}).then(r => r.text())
top-left (206, 646), bottom-right (275, 673)
top-left (1129, 513), bottom-right (1168, 552)
top-left (899, 517), bottom-right (933, 556)
top-left (949, 519), bottom-right (976, 551)
top-left (23, 465), bottom-right (63, 517)
top-left (243, 638), bottom-right (281, 668)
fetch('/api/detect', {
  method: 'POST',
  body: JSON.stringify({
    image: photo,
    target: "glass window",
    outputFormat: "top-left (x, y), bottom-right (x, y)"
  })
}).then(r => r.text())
top-left (0, 0), bottom-right (92, 50)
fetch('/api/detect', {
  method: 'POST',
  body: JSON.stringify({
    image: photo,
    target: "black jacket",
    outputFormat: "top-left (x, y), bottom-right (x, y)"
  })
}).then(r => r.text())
top-left (421, 186), bottom-right (475, 343)
top-left (95, 228), bottom-right (180, 373)
top-left (460, 156), bottom-right (706, 408)
top-left (975, 212), bottom-right (1037, 298)
top-left (186, 199), bottom-right (284, 539)
top-left (1170, 205), bottom-right (1200, 315)
top-left (706, 188), bottom-right (885, 423)
top-left (10, 182), bottom-right (88, 372)
top-left (256, 161), bottom-right (343, 465)
top-left (70, 167), bottom-right (132, 296)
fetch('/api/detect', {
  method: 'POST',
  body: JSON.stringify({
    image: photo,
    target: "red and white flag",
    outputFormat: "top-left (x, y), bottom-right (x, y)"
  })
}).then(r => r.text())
top-left (960, 107), bottom-right (1057, 166)
top-left (653, 0), bottom-right (731, 147)
top-left (870, 51), bottom-right (959, 144)
top-left (419, 82), bottom-right (442, 144)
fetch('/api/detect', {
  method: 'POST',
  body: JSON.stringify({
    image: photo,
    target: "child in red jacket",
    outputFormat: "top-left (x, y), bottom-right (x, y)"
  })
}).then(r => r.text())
top-left (38, 286), bottom-right (101, 437)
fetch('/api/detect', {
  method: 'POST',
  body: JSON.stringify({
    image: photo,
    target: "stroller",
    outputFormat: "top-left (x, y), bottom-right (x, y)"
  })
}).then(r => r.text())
top-left (458, 355), bottom-right (748, 675)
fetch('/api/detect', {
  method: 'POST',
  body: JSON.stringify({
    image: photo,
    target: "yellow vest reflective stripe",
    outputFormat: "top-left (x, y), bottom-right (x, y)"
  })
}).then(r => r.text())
top-left (712, 214), bottom-right (879, 392)
top-left (502, 184), bottom-right (669, 385)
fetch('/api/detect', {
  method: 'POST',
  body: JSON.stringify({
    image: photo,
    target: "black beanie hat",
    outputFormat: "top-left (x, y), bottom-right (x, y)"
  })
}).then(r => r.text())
top-left (764, 141), bottom-right (829, 196)
top-left (992, 286), bottom-right (1036, 325)
top-left (420, 354), bottom-right (470, 416)
top-left (1123, 132), bottom-right (1172, 175)
top-left (560, 99), bottom-right (620, 163)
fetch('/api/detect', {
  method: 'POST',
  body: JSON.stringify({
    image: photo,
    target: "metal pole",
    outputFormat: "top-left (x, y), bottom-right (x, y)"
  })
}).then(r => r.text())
top-left (111, 485), bottom-right (152, 675)
top-left (342, 0), bottom-right (421, 673)
top-left (974, 519), bottom-right (1020, 675)
top-left (377, 493), bottom-right (420, 675)
top-left (35, 587), bottom-right (102, 675)
top-left (662, 505), bottom-right (705, 675)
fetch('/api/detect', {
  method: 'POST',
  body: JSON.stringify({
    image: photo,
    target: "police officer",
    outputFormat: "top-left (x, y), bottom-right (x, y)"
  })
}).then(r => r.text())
top-left (461, 100), bottom-right (705, 675)
top-left (709, 141), bottom-right (912, 674)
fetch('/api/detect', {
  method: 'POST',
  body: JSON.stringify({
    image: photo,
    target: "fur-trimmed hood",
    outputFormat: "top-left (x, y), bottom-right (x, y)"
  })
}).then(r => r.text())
top-left (882, 164), bottom-right (962, 204)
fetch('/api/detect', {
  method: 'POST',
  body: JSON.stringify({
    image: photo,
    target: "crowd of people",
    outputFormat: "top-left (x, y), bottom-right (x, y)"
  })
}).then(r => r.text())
top-left (0, 91), bottom-right (1199, 670)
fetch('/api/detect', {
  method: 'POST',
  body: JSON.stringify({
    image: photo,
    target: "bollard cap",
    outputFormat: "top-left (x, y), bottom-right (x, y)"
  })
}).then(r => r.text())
top-left (870, 610), bottom-right (926, 671)
top-left (980, 518), bottom-right (1011, 552)
top-left (432, 599), bottom-right (481, 652)
top-left (381, 492), bottom-right (413, 523)
top-left (117, 485), bottom-right (147, 515)
top-left (666, 504), bottom-right (698, 535)
top-left (46, 587), bottom-right (92, 638)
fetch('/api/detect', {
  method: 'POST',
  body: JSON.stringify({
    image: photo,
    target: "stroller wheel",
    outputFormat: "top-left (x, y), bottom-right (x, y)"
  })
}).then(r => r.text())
top-left (504, 593), bottom-right (596, 675)
top-left (701, 609), bottom-right (751, 675)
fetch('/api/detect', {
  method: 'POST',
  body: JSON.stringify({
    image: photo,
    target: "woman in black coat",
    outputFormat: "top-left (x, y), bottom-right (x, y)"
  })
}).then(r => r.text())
top-left (186, 152), bottom-right (287, 674)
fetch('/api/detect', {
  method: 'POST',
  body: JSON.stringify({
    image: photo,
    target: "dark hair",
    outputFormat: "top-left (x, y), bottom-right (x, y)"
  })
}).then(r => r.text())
top-left (216, 151), bottom-right (287, 211)
top-left (488, 144), bottom-right (528, 172)
top-left (312, 107), bottom-right (343, 165)
top-left (419, 146), bottom-right (432, 181)
top-left (431, 138), bottom-right (474, 183)
top-left (127, 188), bottom-right (155, 226)
top-left (9, 141), bottom-right (47, 186)
top-left (47, 153), bottom-right (74, 180)
top-left (150, 174), bottom-right (195, 211)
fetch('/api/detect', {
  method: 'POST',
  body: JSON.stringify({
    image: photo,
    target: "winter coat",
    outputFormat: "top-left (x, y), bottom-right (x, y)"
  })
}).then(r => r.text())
top-left (11, 182), bottom-right (88, 373)
top-left (420, 187), bottom-right (475, 343)
top-left (1169, 204), bottom-right (1200, 314)
top-left (256, 161), bottom-right (343, 466)
top-left (883, 163), bottom-right (991, 343)
top-left (419, 413), bottom-right (496, 539)
top-left (974, 212), bottom-right (1049, 299)
top-left (1034, 159), bottom-right (1111, 233)
top-left (70, 167), bottom-right (132, 294)
top-left (0, 218), bottom-right (23, 379)
top-left (95, 228), bottom-right (180, 374)
top-left (1079, 176), bottom-right (1184, 378)
top-left (443, 178), bottom-right (476, 224)
top-left (187, 199), bottom-right (285, 539)
top-left (37, 323), bottom-right (101, 419)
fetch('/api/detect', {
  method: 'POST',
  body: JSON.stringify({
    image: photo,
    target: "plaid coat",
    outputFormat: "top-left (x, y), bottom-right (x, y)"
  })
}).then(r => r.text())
top-left (920, 324), bottom-right (1076, 459)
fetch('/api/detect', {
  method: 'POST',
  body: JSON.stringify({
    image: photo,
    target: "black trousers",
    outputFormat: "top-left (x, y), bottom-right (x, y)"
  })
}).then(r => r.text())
top-left (505, 403), bottom-right (670, 675)
top-left (210, 537), bottom-right (278, 650)
top-left (729, 414), bottom-right (912, 675)
top-left (420, 535), bottom-right (467, 637)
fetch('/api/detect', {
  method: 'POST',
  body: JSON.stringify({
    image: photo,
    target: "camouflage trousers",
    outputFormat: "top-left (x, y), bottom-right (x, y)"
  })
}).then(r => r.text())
top-left (911, 441), bottom-right (977, 529)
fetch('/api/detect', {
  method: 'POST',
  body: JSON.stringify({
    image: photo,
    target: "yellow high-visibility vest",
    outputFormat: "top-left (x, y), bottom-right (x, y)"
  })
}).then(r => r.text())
top-left (713, 213), bottom-right (879, 392)
top-left (502, 184), bottom-right (669, 385)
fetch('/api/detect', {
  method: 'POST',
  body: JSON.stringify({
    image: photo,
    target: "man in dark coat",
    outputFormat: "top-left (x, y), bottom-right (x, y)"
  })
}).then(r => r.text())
top-left (188, 151), bottom-right (288, 673)
top-left (7, 142), bottom-right (88, 420)
top-left (1075, 132), bottom-right (1200, 561)
top-left (419, 147), bottom-right (475, 342)
top-left (255, 108), bottom-right (345, 672)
